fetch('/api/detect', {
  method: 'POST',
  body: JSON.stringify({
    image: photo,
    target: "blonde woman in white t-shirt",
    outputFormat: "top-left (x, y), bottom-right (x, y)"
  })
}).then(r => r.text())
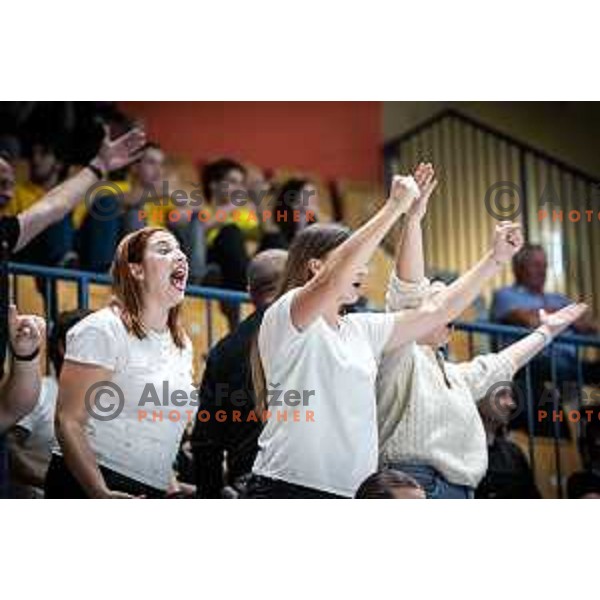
top-left (45, 227), bottom-right (196, 498)
top-left (245, 174), bottom-right (527, 499)
top-left (377, 163), bottom-right (588, 499)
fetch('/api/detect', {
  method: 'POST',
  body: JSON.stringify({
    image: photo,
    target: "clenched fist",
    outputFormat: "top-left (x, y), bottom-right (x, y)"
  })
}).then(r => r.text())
top-left (8, 305), bottom-right (46, 359)
top-left (491, 221), bottom-right (524, 264)
top-left (387, 174), bottom-right (421, 215)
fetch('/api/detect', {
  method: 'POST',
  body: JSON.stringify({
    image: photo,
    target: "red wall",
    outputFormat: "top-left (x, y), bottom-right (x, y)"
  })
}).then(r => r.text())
top-left (118, 102), bottom-right (382, 182)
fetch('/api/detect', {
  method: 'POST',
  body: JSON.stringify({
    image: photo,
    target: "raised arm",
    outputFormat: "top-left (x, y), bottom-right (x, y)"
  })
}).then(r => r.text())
top-left (0, 306), bottom-right (45, 432)
top-left (385, 221), bottom-right (524, 349)
top-left (499, 303), bottom-right (589, 371)
top-left (15, 125), bottom-right (146, 253)
top-left (395, 163), bottom-right (438, 283)
top-left (291, 175), bottom-right (420, 330)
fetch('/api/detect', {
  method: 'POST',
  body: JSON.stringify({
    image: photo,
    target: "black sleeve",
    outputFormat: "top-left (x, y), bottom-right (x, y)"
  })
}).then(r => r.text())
top-left (511, 445), bottom-right (542, 499)
top-left (0, 216), bottom-right (20, 256)
top-left (191, 353), bottom-right (227, 498)
top-left (1, 216), bottom-right (21, 378)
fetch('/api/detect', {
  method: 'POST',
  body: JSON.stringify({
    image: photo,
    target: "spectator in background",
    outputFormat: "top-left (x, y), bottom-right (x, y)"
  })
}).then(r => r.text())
top-left (202, 158), bottom-right (251, 329)
top-left (9, 140), bottom-right (76, 268)
top-left (77, 142), bottom-right (164, 272)
top-left (475, 385), bottom-right (541, 499)
top-left (0, 125), bottom-right (146, 375)
top-left (6, 309), bottom-right (91, 498)
top-left (192, 249), bottom-right (288, 498)
top-left (567, 405), bottom-right (600, 499)
top-left (122, 142), bottom-right (166, 233)
top-left (259, 178), bottom-right (319, 251)
top-left (491, 244), bottom-right (599, 436)
top-left (355, 469), bottom-right (425, 499)
top-left (492, 244), bottom-right (597, 335)
top-left (244, 164), bottom-right (271, 242)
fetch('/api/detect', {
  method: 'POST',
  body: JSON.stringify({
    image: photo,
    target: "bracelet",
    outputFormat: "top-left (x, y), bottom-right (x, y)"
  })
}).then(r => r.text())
top-left (533, 328), bottom-right (551, 346)
top-left (87, 162), bottom-right (105, 180)
top-left (11, 346), bottom-right (41, 362)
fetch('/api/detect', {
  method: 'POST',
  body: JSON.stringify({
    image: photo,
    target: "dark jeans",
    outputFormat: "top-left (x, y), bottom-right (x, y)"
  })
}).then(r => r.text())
top-left (44, 454), bottom-right (165, 499)
top-left (386, 463), bottom-right (474, 499)
top-left (243, 475), bottom-right (346, 499)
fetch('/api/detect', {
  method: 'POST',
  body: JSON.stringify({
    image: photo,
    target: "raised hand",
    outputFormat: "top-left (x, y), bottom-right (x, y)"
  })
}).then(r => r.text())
top-left (408, 162), bottom-right (438, 220)
top-left (90, 123), bottom-right (147, 176)
top-left (387, 174), bottom-right (421, 214)
top-left (491, 221), bottom-right (523, 264)
top-left (8, 305), bottom-right (45, 358)
top-left (539, 303), bottom-right (589, 339)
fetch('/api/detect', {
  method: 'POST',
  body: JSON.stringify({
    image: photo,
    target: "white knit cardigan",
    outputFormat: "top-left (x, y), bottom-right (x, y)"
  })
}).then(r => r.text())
top-left (376, 273), bottom-right (515, 487)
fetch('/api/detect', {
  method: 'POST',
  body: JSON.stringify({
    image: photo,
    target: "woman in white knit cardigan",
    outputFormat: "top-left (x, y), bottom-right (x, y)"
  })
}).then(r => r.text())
top-left (377, 163), bottom-right (589, 499)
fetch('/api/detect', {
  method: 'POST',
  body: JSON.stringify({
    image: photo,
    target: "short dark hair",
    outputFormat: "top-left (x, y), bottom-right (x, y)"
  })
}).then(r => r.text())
top-left (49, 309), bottom-right (93, 375)
top-left (272, 178), bottom-right (312, 245)
top-left (512, 243), bottom-right (545, 278)
top-left (355, 469), bottom-right (423, 499)
top-left (201, 158), bottom-right (246, 202)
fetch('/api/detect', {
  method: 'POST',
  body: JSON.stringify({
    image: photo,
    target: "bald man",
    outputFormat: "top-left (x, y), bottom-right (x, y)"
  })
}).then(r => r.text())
top-left (192, 250), bottom-right (288, 498)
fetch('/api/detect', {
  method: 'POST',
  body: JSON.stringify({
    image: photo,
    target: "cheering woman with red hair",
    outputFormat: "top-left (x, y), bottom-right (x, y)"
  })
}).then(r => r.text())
top-left (45, 227), bottom-right (196, 498)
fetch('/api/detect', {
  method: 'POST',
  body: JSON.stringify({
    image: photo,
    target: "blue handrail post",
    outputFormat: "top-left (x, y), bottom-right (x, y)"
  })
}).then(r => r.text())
top-left (78, 277), bottom-right (90, 310)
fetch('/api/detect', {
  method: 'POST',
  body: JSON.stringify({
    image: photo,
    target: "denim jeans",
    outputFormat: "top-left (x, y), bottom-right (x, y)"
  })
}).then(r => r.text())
top-left (386, 463), bottom-right (474, 499)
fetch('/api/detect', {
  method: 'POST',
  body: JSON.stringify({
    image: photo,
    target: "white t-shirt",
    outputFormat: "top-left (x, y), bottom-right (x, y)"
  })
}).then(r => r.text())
top-left (253, 288), bottom-right (397, 497)
top-left (58, 307), bottom-right (196, 491)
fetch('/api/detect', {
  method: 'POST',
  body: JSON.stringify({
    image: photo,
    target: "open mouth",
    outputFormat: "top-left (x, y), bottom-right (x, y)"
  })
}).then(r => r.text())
top-left (170, 266), bottom-right (188, 292)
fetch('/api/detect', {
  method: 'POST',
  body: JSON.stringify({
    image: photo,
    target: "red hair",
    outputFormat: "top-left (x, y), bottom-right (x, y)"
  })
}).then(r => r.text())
top-left (110, 227), bottom-right (186, 349)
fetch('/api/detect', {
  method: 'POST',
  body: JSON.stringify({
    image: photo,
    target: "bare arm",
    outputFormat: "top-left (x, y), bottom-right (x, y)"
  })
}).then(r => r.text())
top-left (0, 306), bottom-right (44, 432)
top-left (499, 303), bottom-right (589, 372)
top-left (395, 163), bottom-right (437, 282)
top-left (0, 359), bottom-right (41, 433)
top-left (5, 427), bottom-right (48, 488)
top-left (15, 126), bottom-right (146, 252)
top-left (55, 361), bottom-right (135, 499)
top-left (386, 221), bottom-right (524, 350)
top-left (291, 175), bottom-right (420, 330)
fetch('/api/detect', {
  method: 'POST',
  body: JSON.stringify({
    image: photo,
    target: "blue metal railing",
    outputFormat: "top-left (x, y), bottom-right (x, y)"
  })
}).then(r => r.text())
top-left (7, 262), bottom-right (251, 351)
top-left (450, 319), bottom-right (600, 498)
top-left (7, 262), bottom-right (600, 497)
